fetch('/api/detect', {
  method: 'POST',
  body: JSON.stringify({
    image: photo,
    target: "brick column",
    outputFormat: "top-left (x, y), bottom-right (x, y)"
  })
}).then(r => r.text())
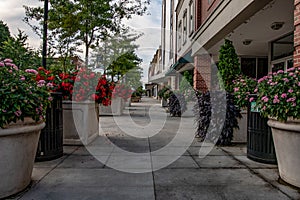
top-left (294, 0), bottom-right (300, 68)
top-left (193, 54), bottom-right (211, 92)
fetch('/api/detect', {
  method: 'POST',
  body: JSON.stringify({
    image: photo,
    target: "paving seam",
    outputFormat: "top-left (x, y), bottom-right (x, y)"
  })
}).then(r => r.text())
top-left (187, 149), bottom-right (202, 169)
top-left (148, 137), bottom-right (157, 200)
top-left (16, 146), bottom-right (80, 200)
top-left (221, 148), bottom-right (295, 200)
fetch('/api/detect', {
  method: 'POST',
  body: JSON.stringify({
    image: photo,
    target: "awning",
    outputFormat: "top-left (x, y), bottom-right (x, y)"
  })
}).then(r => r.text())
top-left (165, 50), bottom-right (193, 76)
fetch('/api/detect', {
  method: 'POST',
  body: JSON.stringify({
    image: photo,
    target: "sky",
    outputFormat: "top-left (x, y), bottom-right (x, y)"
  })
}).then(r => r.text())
top-left (0, 0), bottom-right (162, 84)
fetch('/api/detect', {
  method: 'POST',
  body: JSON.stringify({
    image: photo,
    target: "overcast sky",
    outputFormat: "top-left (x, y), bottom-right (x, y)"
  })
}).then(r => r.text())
top-left (0, 0), bottom-right (162, 83)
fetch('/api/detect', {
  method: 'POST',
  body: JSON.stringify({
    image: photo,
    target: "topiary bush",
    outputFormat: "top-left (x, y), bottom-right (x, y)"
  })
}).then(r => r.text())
top-left (218, 39), bottom-right (241, 93)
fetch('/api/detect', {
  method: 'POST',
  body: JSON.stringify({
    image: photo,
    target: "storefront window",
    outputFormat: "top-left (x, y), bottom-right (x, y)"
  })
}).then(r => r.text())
top-left (241, 57), bottom-right (268, 79)
top-left (271, 33), bottom-right (293, 61)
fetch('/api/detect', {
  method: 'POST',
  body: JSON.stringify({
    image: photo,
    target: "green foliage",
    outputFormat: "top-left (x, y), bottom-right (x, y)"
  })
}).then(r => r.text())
top-left (0, 20), bottom-right (11, 48)
top-left (232, 75), bottom-right (257, 109)
top-left (218, 39), bottom-right (241, 93)
top-left (0, 30), bottom-right (41, 69)
top-left (158, 86), bottom-right (172, 100)
top-left (257, 68), bottom-right (300, 122)
top-left (24, 0), bottom-right (150, 64)
top-left (179, 71), bottom-right (194, 101)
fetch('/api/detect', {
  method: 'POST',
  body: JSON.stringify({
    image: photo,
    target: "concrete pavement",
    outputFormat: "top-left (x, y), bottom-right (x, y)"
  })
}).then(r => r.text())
top-left (10, 97), bottom-right (300, 200)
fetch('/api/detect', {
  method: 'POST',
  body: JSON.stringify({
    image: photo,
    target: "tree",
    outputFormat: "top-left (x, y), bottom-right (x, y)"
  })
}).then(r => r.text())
top-left (24, 0), bottom-right (150, 65)
top-left (107, 51), bottom-right (142, 82)
top-left (123, 65), bottom-right (143, 90)
top-left (0, 20), bottom-right (11, 51)
top-left (0, 30), bottom-right (40, 69)
top-left (217, 39), bottom-right (241, 93)
top-left (90, 28), bottom-right (141, 73)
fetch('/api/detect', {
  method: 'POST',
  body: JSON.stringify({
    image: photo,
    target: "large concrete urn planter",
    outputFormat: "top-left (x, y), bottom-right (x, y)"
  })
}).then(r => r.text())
top-left (232, 109), bottom-right (247, 143)
top-left (62, 101), bottom-right (99, 145)
top-left (99, 97), bottom-right (123, 116)
top-left (268, 118), bottom-right (300, 188)
top-left (0, 119), bottom-right (45, 199)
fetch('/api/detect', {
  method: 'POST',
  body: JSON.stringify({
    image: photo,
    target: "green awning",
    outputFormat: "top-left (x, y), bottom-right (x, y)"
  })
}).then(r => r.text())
top-left (165, 50), bottom-right (193, 76)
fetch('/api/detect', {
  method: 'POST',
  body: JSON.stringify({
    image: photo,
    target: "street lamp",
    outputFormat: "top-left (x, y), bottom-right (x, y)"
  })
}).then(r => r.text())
top-left (42, 0), bottom-right (49, 69)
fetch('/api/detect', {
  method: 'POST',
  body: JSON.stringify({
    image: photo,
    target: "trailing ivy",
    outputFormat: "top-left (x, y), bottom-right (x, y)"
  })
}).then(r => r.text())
top-left (168, 93), bottom-right (187, 117)
top-left (193, 91), bottom-right (242, 145)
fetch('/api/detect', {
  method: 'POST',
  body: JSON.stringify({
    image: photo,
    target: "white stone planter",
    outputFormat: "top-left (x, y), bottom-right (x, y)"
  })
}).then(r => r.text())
top-left (0, 119), bottom-right (45, 199)
top-left (62, 101), bottom-right (99, 145)
top-left (232, 109), bottom-right (247, 143)
top-left (99, 97), bottom-right (123, 116)
top-left (161, 98), bottom-right (168, 107)
top-left (268, 118), bottom-right (300, 188)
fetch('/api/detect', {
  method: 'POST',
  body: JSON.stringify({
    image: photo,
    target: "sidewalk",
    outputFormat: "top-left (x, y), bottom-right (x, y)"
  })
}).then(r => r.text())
top-left (12, 97), bottom-right (300, 200)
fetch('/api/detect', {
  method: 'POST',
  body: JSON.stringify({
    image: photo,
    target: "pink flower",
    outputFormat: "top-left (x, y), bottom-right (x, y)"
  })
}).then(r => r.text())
top-left (287, 67), bottom-right (295, 72)
top-left (48, 97), bottom-right (53, 101)
top-left (262, 96), bottom-right (269, 102)
top-left (249, 97), bottom-right (254, 102)
top-left (277, 70), bottom-right (284, 74)
top-left (25, 69), bottom-right (38, 75)
top-left (287, 97), bottom-right (296, 102)
top-left (2, 110), bottom-right (7, 113)
top-left (283, 78), bottom-right (289, 83)
top-left (298, 82), bottom-right (300, 87)
top-left (273, 98), bottom-right (280, 104)
top-left (281, 93), bottom-right (287, 98)
top-left (20, 76), bottom-right (25, 81)
top-left (0, 62), bottom-right (4, 67)
top-left (234, 87), bottom-right (239, 92)
top-left (254, 88), bottom-right (258, 93)
top-left (293, 103), bottom-right (296, 107)
top-left (46, 83), bottom-right (54, 88)
top-left (3, 58), bottom-right (13, 63)
top-left (262, 106), bottom-right (266, 111)
top-left (288, 89), bottom-right (293, 93)
top-left (14, 110), bottom-right (22, 117)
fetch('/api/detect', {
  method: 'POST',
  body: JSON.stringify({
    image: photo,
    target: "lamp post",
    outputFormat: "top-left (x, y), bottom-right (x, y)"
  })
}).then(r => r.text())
top-left (42, 0), bottom-right (48, 69)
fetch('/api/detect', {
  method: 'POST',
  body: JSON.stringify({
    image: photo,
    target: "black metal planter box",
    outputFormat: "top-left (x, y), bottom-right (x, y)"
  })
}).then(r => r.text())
top-left (36, 92), bottom-right (63, 162)
top-left (247, 94), bottom-right (277, 164)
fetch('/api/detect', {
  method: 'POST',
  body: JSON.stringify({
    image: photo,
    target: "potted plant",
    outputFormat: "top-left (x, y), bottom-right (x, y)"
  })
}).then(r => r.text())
top-left (193, 91), bottom-right (241, 145)
top-left (232, 75), bottom-right (257, 143)
top-left (0, 59), bottom-right (51, 198)
top-left (158, 86), bottom-right (171, 107)
top-left (56, 68), bottom-right (112, 145)
top-left (168, 92), bottom-right (187, 117)
top-left (216, 39), bottom-right (242, 144)
top-left (99, 81), bottom-right (129, 116)
top-left (257, 67), bottom-right (300, 187)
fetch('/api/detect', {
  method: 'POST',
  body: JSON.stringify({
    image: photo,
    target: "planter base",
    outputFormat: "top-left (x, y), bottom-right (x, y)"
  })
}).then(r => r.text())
top-left (0, 120), bottom-right (45, 199)
top-left (99, 97), bottom-right (123, 116)
top-left (232, 110), bottom-right (247, 143)
top-left (268, 118), bottom-right (300, 188)
top-left (63, 101), bottom-right (99, 146)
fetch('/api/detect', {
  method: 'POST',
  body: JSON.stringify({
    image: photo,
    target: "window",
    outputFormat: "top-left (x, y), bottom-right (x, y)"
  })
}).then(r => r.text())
top-left (271, 33), bottom-right (293, 61)
top-left (189, 0), bottom-right (194, 35)
top-left (241, 57), bottom-right (268, 79)
top-left (170, 23), bottom-right (174, 59)
top-left (177, 20), bottom-right (182, 51)
top-left (271, 56), bottom-right (293, 72)
top-left (271, 33), bottom-right (294, 72)
top-left (183, 10), bottom-right (187, 44)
